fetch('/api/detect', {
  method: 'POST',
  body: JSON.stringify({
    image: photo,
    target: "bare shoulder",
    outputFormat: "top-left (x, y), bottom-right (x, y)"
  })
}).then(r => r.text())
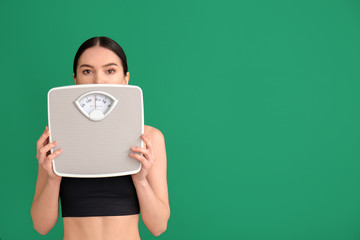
top-left (144, 125), bottom-right (165, 142)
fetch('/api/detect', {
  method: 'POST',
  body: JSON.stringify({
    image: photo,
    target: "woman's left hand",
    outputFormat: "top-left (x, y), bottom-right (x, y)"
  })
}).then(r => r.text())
top-left (129, 133), bottom-right (155, 183)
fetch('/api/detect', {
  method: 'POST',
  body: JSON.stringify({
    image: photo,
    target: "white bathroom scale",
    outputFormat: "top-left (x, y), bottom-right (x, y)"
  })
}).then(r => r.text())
top-left (47, 84), bottom-right (143, 178)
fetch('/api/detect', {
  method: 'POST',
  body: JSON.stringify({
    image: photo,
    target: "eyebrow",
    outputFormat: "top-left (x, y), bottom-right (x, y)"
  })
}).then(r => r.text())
top-left (79, 63), bottom-right (118, 68)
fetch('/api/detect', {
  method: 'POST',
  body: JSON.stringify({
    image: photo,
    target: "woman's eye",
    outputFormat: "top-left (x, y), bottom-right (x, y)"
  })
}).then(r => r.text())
top-left (83, 69), bottom-right (92, 74)
top-left (107, 69), bottom-right (115, 74)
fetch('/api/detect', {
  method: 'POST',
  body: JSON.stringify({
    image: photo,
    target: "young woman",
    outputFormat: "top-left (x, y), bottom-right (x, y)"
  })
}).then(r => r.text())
top-left (31, 36), bottom-right (170, 239)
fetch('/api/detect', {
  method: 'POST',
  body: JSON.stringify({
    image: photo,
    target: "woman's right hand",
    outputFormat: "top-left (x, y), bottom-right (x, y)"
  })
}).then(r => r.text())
top-left (36, 126), bottom-right (63, 181)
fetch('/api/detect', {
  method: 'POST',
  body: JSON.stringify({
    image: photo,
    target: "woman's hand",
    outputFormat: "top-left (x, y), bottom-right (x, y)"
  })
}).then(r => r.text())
top-left (36, 126), bottom-right (62, 182)
top-left (130, 133), bottom-right (155, 183)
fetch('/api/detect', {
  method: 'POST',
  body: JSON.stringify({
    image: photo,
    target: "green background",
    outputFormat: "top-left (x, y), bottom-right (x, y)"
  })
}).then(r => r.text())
top-left (1, 0), bottom-right (360, 239)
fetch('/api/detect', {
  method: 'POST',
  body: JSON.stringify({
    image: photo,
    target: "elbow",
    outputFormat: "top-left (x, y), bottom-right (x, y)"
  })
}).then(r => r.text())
top-left (30, 210), bottom-right (51, 235)
top-left (151, 223), bottom-right (167, 237)
top-left (34, 227), bottom-right (50, 236)
top-left (32, 221), bottom-right (51, 235)
top-left (151, 209), bottom-right (170, 237)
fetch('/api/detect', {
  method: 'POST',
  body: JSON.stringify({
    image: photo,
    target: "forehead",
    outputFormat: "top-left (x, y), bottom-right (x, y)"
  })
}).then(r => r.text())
top-left (78, 46), bottom-right (122, 66)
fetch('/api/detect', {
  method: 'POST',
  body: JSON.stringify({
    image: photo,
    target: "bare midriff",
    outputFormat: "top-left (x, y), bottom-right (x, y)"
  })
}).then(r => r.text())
top-left (62, 214), bottom-right (140, 240)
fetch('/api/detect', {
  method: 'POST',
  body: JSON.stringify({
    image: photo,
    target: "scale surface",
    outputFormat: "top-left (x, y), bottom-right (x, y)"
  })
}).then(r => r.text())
top-left (47, 84), bottom-right (143, 178)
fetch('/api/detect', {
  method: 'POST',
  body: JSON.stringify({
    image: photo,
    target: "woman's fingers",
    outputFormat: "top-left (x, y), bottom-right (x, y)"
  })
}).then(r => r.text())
top-left (46, 148), bottom-right (63, 162)
top-left (36, 126), bottom-right (50, 149)
top-left (39, 141), bottom-right (58, 159)
top-left (35, 127), bottom-right (62, 178)
top-left (129, 152), bottom-right (148, 166)
top-left (131, 146), bottom-right (150, 158)
top-left (44, 148), bottom-right (62, 178)
top-left (141, 134), bottom-right (153, 152)
top-left (130, 148), bottom-right (154, 169)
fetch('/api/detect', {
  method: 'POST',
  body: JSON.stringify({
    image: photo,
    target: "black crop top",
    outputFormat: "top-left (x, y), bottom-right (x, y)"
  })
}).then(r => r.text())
top-left (59, 175), bottom-right (140, 217)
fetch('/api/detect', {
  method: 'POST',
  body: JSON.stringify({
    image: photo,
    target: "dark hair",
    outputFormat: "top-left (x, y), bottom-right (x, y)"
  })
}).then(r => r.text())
top-left (73, 36), bottom-right (128, 77)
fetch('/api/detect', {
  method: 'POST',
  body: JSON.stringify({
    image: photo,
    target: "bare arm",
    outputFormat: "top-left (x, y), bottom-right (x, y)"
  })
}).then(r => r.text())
top-left (133, 178), bottom-right (170, 236)
top-left (131, 127), bottom-right (170, 236)
top-left (31, 172), bottom-right (61, 235)
top-left (31, 126), bottom-right (63, 235)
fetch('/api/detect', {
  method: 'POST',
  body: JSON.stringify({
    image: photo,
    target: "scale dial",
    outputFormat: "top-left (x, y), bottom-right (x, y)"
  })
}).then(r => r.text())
top-left (74, 91), bottom-right (118, 121)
